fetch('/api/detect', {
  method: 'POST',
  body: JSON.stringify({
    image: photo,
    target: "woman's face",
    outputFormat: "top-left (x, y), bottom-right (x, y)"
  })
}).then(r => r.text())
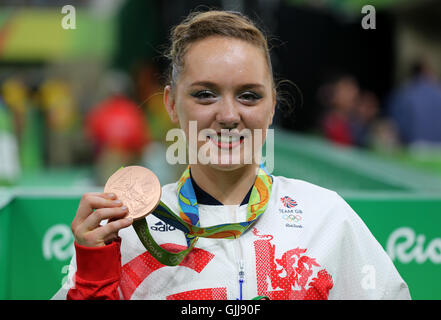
top-left (164, 36), bottom-right (276, 171)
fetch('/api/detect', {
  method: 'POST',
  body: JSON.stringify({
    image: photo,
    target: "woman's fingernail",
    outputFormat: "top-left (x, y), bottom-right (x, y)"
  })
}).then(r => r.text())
top-left (121, 206), bottom-right (127, 211)
top-left (114, 200), bottom-right (121, 204)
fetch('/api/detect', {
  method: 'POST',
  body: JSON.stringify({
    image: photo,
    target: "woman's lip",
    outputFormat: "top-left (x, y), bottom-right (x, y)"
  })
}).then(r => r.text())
top-left (208, 136), bottom-right (245, 149)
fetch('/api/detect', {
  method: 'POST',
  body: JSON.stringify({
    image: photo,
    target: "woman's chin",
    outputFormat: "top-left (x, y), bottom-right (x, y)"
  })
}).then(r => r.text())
top-left (204, 160), bottom-right (258, 172)
top-left (208, 162), bottom-right (243, 172)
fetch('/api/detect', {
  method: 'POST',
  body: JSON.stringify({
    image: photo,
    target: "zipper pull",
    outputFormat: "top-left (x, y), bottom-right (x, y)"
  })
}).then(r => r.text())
top-left (238, 260), bottom-right (245, 283)
top-left (237, 260), bottom-right (245, 300)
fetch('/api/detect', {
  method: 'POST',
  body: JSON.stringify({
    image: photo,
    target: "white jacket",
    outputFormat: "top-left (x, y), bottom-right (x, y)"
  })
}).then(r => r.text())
top-left (53, 175), bottom-right (411, 300)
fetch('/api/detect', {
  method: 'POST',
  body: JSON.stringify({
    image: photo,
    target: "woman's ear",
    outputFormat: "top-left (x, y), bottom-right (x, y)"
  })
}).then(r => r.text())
top-left (164, 85), bottom-right (179, 124)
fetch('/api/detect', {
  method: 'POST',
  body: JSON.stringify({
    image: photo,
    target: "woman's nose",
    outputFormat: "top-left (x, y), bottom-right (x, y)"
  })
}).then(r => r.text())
top-left (216, 97), bottom-right (240, 128)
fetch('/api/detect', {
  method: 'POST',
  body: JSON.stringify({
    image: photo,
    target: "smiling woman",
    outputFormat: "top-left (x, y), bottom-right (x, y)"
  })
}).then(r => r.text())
top-left (54, 9), bottom-right (411, 301)
top-left (163, 35), bottom-right (275, 199)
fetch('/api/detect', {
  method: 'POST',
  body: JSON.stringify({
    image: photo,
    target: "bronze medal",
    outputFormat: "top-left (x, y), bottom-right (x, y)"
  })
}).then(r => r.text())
top-left (104, 166), bottom-right (161, 220)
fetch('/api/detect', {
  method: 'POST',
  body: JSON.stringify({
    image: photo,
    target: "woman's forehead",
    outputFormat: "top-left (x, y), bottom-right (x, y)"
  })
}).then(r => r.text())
top-left (180, 36), bottom-right (271, 86)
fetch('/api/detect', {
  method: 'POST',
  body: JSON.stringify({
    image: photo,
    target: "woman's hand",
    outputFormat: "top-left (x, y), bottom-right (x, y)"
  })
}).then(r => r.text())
top-left (71, 192), bottom-right (133, 247)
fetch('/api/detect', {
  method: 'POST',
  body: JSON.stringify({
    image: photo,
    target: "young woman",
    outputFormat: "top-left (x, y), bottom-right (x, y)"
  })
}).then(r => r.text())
top-left (53, 10), bottom-right (410, 300)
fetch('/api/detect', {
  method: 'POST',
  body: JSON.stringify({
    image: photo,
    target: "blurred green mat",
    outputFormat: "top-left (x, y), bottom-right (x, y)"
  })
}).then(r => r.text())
top-left (15, 167), bottom-right (95, 188)
top-left (376, 149), bottom-right (441, 179)
top-left (272, 131), bottom-right (441, 193)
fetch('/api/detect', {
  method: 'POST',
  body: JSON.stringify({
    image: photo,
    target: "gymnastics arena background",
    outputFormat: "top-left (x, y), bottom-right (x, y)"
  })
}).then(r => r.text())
top-left (1, 0), bottom-right (441, 300)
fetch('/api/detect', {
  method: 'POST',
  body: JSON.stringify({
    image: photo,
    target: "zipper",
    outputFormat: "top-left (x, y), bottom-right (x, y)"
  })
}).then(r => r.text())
top-left (233, 205), bottom-right (246, 300)
top-left (237, 259), bottom-right (245, 300)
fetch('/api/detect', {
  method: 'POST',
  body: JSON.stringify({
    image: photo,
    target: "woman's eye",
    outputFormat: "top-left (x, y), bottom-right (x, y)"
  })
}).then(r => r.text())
top-left (191, 90), bottom-right (217, 101)
top-left (238, 91), bottom-right (262, 104)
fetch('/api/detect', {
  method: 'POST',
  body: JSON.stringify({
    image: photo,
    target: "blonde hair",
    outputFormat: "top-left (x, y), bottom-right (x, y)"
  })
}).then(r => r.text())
top-left (164, 10), bottom-right (274, 89)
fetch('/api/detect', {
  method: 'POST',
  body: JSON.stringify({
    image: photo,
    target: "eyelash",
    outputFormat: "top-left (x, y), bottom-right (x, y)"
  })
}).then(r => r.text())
top-left (239, 92), bottom-right (262, 102)
top-left (191, 90), bottom-right (216, 100)
top-left (191, 90), bottom-right (262, 104)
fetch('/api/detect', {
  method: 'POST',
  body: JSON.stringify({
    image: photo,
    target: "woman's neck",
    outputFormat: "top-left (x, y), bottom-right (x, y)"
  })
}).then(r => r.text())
top-left (190, 164), bottom-right (259, 205)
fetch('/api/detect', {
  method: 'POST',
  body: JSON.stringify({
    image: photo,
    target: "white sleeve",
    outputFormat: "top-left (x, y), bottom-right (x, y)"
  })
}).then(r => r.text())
top-left (328, 194), bottom-right (411, 300)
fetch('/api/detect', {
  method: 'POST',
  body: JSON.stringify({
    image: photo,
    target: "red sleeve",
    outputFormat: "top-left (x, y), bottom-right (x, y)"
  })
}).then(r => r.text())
top-left (67, 238), bottom-right (122, 300)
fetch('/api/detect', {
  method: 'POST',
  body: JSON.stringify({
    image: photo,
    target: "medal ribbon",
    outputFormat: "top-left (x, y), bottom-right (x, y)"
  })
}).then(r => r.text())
top-left (132, 164), bottom-right (273, 266)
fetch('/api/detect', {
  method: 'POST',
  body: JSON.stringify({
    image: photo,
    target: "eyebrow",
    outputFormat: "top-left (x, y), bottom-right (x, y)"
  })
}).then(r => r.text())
top-left (189, 81), bottom-right (265, 90)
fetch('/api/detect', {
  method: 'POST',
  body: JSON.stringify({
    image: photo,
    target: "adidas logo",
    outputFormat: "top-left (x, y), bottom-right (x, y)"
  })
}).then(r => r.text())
top-left (150, 221), bottom-right (176, 232)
